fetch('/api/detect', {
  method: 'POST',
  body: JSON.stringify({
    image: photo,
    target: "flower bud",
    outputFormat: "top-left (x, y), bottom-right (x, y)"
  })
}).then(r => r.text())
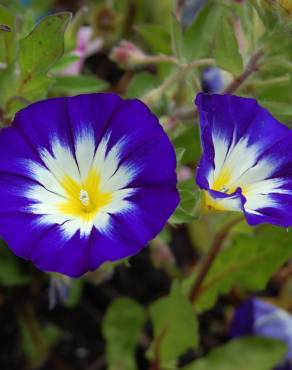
top-left (201, 67), bottom-right (224, 94)
top-left (109, 40), bottom-right (147, 69)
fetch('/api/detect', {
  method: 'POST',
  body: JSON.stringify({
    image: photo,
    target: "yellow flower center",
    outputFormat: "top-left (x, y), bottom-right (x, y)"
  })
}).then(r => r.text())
top-left (212, 167), bottom-right (233, 194)
top-left (203, 166), bottom-right (245, 212)
top-left (57, 169), bottom-right (113, 222)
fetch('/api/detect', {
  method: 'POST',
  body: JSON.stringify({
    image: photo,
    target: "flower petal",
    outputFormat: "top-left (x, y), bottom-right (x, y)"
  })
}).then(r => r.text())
top-left (196, 93), bottom-right (292, 227)
top-left (0, 93), bottom-right (179, 276)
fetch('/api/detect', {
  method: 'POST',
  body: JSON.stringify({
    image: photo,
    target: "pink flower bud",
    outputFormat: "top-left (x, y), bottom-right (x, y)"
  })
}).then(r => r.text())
top-left (110, 40), bottom-right (147, 69)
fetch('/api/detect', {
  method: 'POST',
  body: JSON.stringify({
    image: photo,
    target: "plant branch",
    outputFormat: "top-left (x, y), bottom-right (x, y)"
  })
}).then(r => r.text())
top-left (223, 49), bottom-right (264, 94)
top-left (142, 58), bottom-right (214, 106)
top-left (148, 328), bottom-right (167, 370)
top-left (188, 216), bottom-right (243, 304)
top-left (143, 54), bottom-right (180, 65)
top-left (167, 49), bottom-right (265, 124)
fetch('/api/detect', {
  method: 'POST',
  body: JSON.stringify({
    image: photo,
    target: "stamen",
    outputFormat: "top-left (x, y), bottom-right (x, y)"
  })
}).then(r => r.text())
top-left (220, 186), bottom-right (229, 193)
top-left (79, 189), bottom-right (90, 207)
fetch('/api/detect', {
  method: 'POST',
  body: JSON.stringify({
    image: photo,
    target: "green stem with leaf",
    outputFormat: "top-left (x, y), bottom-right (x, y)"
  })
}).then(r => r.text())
top-left (189, 216), bottom-right (243, 304)
top-left (142, 58), bottom-right (214, 106)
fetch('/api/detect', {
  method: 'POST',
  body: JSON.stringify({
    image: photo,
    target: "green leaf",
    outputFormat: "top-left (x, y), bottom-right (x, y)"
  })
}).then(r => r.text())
top-left (175, 147), bottom-right (186, 167)
top-left (19, 9), bottom-right (36, 39)
top-left (64, 278), bottom-right (84, 308)
top-left (0, 243), bottom-right (30, 286)
top-left (182, 2), bottom-right (222, 61)
top-left (170, 13), bottom-right (183, 59)
top-left (169, 179), bottom-right (198, 225)
top-left (182, 337), bottom-right (288, 370)
top-left (184, 226), bottom-right (292, 313)
top-left (51, 75), bottom-right (108, 95)
top-left (135, 24), bottom-right (171, 54)
top-left (18, 311), bottom-right (60, 369)
top-left (16, 74), bottom-right (54, 99)
top-left (214, 15), bottom-right (243, 76)
top-left (126, 72), bottom-right (158, 98)
top-left (19, 12), bottom-right (71, 76)
top-left (259, 100), bottom-right (292, 118)
top-left (0, 5), bottom-right (16, 64)
top-left (0, 62), bottom-right (19, 107)
top-left (172, 123), bottom-right (201, 165)
top-left (147, 282), bottom-right (198, 369)
top-left (64, 6), bottom-right (88, 50)
top-left (2, 12), bottom-right (72, 109)
top-left (103, 298), bottom-right (146, 370)
top-left (50, 54), bottom-right (80, 73)
top-left (4, 75), bottom-right (54, 118)
top-left (170, 123), bottom-right (202, 225)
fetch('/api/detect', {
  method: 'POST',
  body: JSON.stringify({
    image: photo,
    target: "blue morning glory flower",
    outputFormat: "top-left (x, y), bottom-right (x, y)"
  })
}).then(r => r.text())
top-left (231, 298), bottom-right (292, 370)
top-left (0, 93), bottom-right (179, 277)
top-left (196, 93), bottom-right (292, 227)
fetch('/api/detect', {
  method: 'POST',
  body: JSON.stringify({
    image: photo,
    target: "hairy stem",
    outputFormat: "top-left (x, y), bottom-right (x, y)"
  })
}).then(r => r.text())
top-left (142, 58), bottom-right (214, 106)
top-left (168, 49), bottom-right (264, 123)
top-left (143, 54), bottom-right (180, 65)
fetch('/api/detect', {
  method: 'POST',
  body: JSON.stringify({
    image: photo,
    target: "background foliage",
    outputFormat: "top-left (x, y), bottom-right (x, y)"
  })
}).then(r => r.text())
top-left (1, 0), bottom-right (292, 369)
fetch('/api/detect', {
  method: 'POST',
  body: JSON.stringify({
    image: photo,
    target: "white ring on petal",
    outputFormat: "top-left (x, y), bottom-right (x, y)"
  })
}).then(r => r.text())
top-left (206, 133), bottom-right (288, 214)
top-left (22, 128), bottom-right (141, 238)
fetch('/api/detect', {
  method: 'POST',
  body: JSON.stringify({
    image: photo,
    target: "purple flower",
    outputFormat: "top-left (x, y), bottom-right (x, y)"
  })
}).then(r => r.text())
top-left (231, 298), bottom-right (292, 369)
top-left (0, 93), bottom-right (179, 277)
top-left (196, 93), bottom-right (292, 227)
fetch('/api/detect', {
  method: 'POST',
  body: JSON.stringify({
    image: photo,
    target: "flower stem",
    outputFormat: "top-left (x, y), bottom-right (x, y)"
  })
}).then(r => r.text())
top-left (168, 49), bottom-right (264, 123)
top-left (188, 216), bottom-right (243, 304)
top-left (148, 329), bottom-right (166, 370)
top-left (142, 58), bottom-right (214, 106)
top-left (143, 54), bottom-right (180, 65)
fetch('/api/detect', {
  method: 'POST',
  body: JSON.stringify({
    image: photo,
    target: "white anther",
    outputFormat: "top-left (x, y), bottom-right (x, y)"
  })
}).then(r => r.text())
top-left (79, 190), bottom-right (90, 206)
